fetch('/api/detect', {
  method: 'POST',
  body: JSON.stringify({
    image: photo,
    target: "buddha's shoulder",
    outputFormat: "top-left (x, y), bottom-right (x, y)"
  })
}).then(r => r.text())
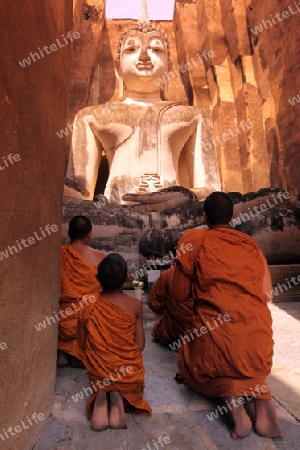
top-left (161, 103), bottom-right (208, 121)
top-left (76, 103), bottom-right (120, 118)
top-left (75, 101), bottom-right (208, 124)
top-left (76, 102), bottom-right (147, 124)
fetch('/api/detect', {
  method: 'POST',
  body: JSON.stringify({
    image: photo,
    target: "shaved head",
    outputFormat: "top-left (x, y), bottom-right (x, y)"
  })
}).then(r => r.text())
top-left (98, 253), bottom-right (128, 291)
top-left (204, 192), bottom-right (233, 225)
top-left (68, 216), bottom-right (92, 241)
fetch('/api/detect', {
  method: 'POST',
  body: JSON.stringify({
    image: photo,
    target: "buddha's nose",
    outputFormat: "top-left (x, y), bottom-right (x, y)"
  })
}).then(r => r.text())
top-left (138, 45), bottom-right (151, 62)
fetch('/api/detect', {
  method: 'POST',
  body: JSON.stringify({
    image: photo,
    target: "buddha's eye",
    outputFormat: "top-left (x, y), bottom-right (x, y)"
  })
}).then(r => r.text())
top-left (125, 47), bottom-right (137, 52)
top-left (151, 47), bottom-right (161, 53)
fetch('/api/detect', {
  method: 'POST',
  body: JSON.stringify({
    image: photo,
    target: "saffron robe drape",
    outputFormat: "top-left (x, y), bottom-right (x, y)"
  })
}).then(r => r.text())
top-left (148, 230), bottom-right (205, 345)
top-left (57, 245), bottom-right (100, 358)
top-left (77, 294), bottom-right (152, 417)
top-left (149, 267), bottom-right (194, 344)
top-left (175, 228), bottom-right (273, 400)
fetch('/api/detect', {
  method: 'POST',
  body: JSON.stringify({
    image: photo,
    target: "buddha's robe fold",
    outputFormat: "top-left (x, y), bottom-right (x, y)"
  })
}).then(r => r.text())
top-left (176, 228), bottom-right (273, 400)
top-left (77, 294), bottom-right (152, 417)
top-left (57, 245), bottom-right (99, 358)
top-left (149, 267), bottom-right (194, 345)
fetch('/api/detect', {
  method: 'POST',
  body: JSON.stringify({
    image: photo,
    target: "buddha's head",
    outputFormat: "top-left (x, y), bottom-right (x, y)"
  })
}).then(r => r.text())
top-left (115, 1), bottom-right (172, 100)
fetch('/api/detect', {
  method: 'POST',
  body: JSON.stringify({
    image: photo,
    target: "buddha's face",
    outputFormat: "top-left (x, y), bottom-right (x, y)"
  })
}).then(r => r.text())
top-left (119, 31), bottom-right (169, 93)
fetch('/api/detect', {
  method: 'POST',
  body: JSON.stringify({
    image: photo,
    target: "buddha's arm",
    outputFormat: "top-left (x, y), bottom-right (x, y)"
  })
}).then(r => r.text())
top-left (64, 112), bottom-right (103, 200)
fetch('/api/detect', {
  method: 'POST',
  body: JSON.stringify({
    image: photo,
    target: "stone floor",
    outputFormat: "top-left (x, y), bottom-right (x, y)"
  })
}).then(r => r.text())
top-left (33, 302), bottom-right (300, 450)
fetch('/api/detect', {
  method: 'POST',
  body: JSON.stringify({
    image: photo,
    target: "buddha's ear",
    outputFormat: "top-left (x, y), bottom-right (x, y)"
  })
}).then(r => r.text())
top-left (115, 65), bottom-right (125, 100)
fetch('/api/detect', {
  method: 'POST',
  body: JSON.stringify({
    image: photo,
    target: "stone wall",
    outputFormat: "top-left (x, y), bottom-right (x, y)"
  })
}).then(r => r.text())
top-left (0, 1), bottom-right (72, 449)
top-left (175, 0), bottom-right (300, 198)
top-left (245, 0), bottom-right (300, 199)
top-left (65, 0), bottom-right (300, 199)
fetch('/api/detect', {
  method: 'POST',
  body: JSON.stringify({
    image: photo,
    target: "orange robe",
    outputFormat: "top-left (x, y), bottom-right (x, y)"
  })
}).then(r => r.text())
top-left (149, 230), bottom-right (205, 345)
top-left (149, 267), bottom-right (194, 345)
top-left (57, 245), bottom-right (100, 358)
top-left (77, 293), bottom-right (152, 417)
top-left (175, 228), bottom-right (273, 400)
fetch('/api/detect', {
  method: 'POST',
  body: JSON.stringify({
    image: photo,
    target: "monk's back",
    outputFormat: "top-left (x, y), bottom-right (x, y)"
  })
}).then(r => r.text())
top-left (70, 242), bottom-right (105, 270)
top-left (196, 228), bottom-right (265, 306)
top-left (102, 291), bottom-right (141, 319)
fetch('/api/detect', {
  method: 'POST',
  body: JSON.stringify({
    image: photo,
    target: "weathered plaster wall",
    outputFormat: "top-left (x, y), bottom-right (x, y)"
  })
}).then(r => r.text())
top-left (0, 1), bottom-right (72, 449)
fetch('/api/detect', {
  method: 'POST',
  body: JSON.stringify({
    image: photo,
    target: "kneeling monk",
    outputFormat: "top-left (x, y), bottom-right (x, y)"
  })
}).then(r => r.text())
top-left (175, 192), bottom-right (283, 439)
top-left (57, 215), bottom-right (105, 367)
top-left (149, 264), bottom-right (195, 346)
top-left (77, 253), bottom-right (152, 431)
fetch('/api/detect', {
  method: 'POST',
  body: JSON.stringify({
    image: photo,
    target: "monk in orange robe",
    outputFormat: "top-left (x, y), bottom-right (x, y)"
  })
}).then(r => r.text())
top-left (57, 215), bottom-right (105, 367)
top-left (77, 253), bottom-right (152, 431)
top-left (149, 265), bottom-right (194, 346)
top-left (174, 192), bottom-right (283, 439)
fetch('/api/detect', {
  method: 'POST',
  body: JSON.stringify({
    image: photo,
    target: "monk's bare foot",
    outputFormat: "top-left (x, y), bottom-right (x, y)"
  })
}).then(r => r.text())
top-left (57, 351), bottom-right (69, 367)
top-left (223, 396), bottom-right (252, 439)
top-left (109, 391), bottom-right (128, 429)
top-left (254, 398), bottom-right (283, 438)
top-left (91, 392), bottom-right (109, 431)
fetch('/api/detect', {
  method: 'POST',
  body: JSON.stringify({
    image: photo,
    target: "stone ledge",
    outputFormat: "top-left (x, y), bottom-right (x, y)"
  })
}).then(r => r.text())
top-left (269, 265), bottom-right (300, 303)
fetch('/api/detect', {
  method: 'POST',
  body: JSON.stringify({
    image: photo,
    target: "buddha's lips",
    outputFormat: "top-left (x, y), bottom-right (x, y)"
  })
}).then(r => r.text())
top-left (135, 62), bottom-right (154, 70)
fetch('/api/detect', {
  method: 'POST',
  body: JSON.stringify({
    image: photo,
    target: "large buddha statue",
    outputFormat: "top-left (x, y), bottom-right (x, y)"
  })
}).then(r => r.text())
top-left (64, 0), bottom-right (220, 210)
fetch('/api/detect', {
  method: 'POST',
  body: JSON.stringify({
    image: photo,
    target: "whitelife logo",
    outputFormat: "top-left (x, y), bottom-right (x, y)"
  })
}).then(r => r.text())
top-left (0, 224), bottom-right (58, 261)
top-left (288, 90), bottom-right (300, 106)
top-left (18, 31), bottom-right (81, 68)
top-left (250, 2), bottom-right (300, 35)
top-left (0, 153), bottom-right (21, 171)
